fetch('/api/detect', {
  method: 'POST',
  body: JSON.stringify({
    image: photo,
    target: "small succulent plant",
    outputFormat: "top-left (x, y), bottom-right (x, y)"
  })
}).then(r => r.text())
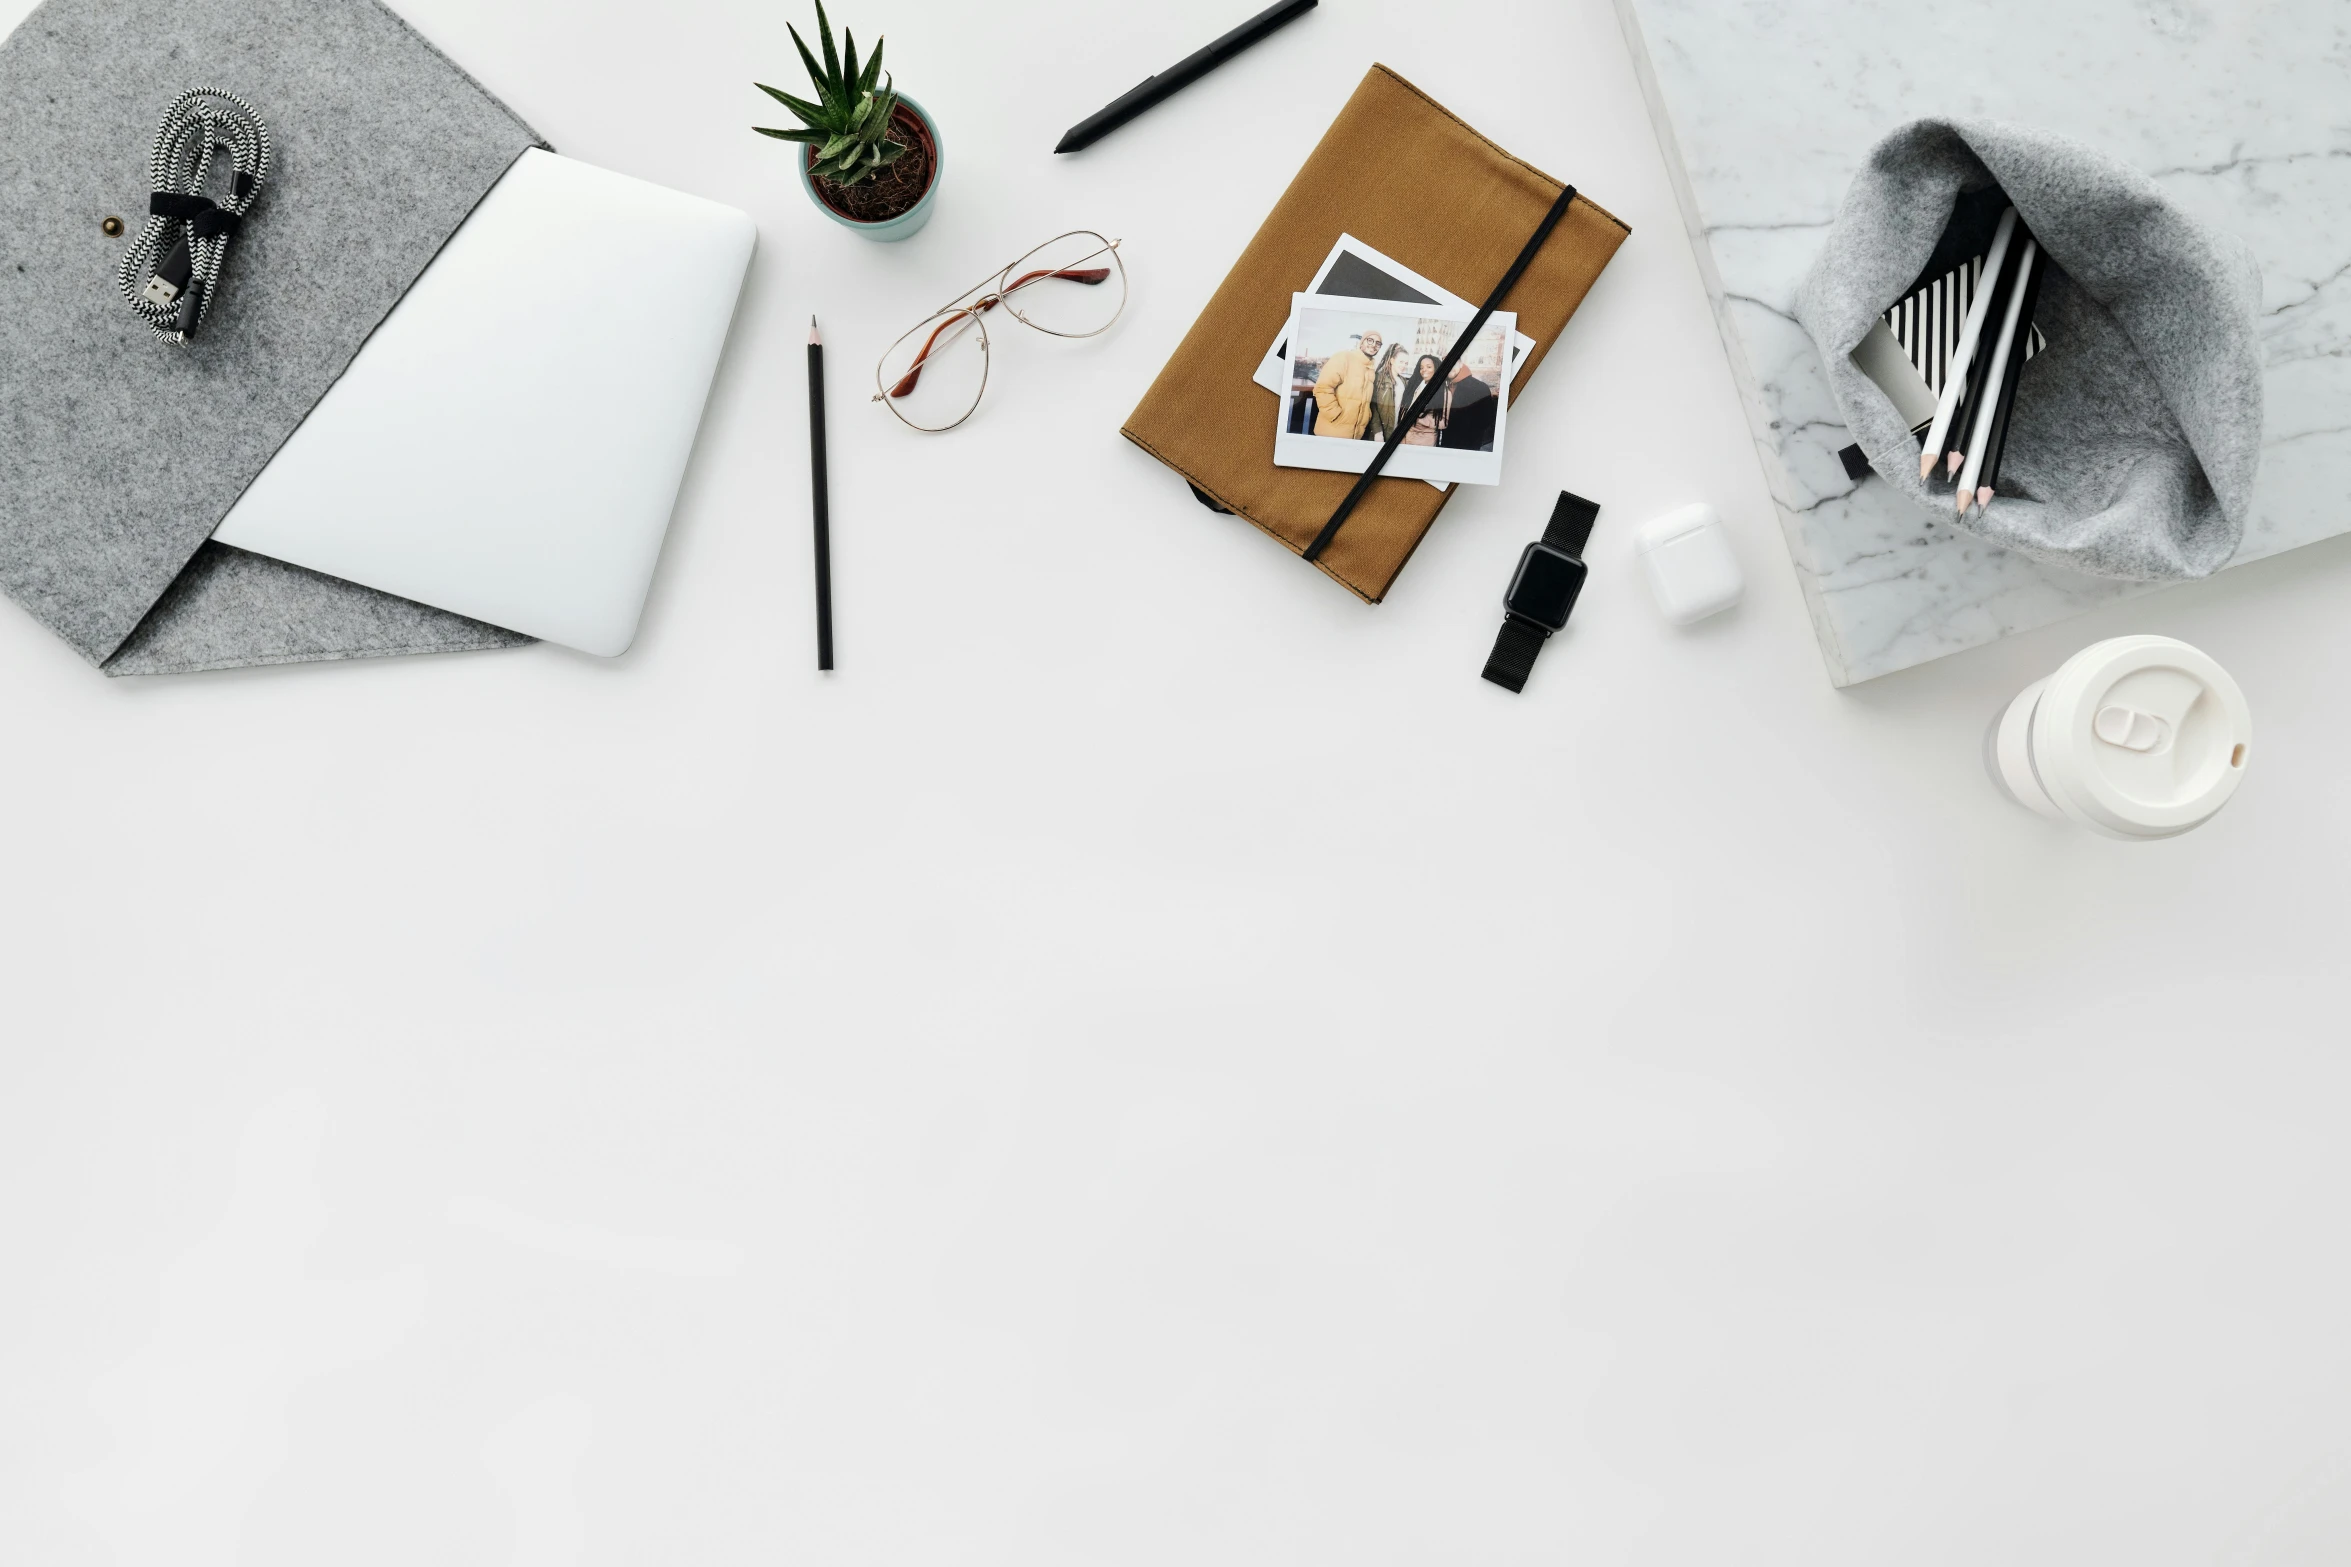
top-left (753, 2), bottom-right (908, 188)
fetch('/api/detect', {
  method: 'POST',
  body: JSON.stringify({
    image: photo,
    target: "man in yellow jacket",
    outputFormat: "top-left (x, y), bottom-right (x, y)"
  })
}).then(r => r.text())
top-left (1312, 327), bottom-right (1384, 440)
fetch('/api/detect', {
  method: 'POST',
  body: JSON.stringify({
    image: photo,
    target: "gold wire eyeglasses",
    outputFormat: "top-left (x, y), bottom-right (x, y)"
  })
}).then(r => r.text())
top-left (873, 230), bottom-right (1127, 432)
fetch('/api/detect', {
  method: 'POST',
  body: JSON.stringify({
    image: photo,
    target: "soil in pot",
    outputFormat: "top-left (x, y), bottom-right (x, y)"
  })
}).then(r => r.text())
top-left (808, 103), bottom-right (935, 224)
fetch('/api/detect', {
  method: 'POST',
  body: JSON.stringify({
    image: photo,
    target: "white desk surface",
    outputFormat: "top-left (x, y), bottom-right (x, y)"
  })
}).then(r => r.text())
top-left (5, 2), bottom-right (2350, 1564)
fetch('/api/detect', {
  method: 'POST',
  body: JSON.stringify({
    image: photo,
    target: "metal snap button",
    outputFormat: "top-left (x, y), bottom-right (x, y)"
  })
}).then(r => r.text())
top-left (102, 216), bottom-right (124, 237)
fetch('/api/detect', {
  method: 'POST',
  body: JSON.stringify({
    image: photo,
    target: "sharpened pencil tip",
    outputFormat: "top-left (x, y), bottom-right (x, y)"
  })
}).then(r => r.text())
top-left (809, 317), bottom-right (821, 345)
top-left (1946, 451), bottom-right (1963, 477)
top-left (1976, 486), bottom-right (1993, 509)
top-left (1919, 451), bottom-right (1935, 479)
top-left (1053, 131), bottom-right (1079, 154)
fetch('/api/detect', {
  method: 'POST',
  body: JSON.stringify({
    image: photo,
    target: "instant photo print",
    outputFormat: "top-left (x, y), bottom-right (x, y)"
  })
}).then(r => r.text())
top-left (1273, 295), bottom-right (1514, 486)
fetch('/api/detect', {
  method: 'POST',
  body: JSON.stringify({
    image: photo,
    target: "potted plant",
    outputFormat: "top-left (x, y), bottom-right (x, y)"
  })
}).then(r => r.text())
top-left (754, 1), bottom-right (941, 242)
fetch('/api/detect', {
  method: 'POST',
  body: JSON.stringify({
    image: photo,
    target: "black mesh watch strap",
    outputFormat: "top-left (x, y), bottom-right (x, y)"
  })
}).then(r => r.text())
top-left (1543, 491), bottom-right (1599, 554)
top-left (1484, 491), bottom-right (1599, 694)
top-left (1482, 615), bottom-right (1549, 693)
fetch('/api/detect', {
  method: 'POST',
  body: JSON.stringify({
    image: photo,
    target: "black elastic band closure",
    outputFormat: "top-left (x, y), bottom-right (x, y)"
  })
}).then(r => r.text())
top-left (1541, 491), bottom-right (1599, 556)
top-left (1482, 615), bottom-right (1548, 694)
top-left (150, 191), bottom-right (240, 239)
top-left (1302, 182), bottom-right (1579, 564)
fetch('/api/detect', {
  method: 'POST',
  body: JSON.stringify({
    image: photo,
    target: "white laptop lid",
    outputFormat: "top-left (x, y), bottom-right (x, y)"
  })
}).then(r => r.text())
top-left (212, 149), bottom-right (755, 656)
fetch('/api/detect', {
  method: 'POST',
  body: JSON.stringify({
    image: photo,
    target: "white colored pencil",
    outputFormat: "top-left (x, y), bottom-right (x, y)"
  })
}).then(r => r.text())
top-left (1956, 236), bottom-right (2038, 514)
top-left (1917, 206), bottom-right (2019, 480)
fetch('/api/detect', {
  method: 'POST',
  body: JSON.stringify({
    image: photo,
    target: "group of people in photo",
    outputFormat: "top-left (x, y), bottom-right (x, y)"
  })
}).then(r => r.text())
top-left (1305, 327), bottom-right (1499, 452)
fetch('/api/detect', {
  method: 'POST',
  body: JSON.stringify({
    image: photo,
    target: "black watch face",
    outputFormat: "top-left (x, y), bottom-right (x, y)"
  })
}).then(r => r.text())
top-left (1505, 544), bottom-right (1585, 631)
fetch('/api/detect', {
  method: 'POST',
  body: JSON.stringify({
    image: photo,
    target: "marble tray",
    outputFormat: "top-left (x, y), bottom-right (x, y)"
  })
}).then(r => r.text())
top-left (1615, 0), bottom-right (2351, 686)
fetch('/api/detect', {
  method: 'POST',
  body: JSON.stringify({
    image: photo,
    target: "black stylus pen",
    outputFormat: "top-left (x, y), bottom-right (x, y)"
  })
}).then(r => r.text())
top-left (808, 317), bottom-right (833, 672)
top-left (1054, 0), bottom-right (1317, 154)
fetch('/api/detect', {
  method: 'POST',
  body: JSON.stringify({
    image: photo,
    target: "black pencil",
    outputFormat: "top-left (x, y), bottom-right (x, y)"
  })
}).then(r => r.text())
top-left (809, 317), bottom-right (833, 672)
top-left (1970, 243), bottom-right (2048, 514)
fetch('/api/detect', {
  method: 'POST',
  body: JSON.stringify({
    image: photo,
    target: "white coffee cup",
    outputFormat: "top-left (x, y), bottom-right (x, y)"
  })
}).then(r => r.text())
top-left (1990, 635), bottom-right (2251, 839)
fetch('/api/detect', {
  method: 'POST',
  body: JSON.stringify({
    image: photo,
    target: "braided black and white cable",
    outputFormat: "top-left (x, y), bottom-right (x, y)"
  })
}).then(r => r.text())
top-left (116, 88), bottom-right (272, 344)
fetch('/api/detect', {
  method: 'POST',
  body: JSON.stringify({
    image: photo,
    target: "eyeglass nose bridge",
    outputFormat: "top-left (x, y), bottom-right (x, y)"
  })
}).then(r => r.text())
top-left (929, 287), bottom-right (1008, 317)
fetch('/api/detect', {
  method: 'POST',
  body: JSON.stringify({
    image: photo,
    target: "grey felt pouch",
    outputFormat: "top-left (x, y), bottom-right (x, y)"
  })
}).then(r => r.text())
top-left (0, 0), bottom-right (544, 674)
top-left (1796, 118), bottom-right (2264, 582)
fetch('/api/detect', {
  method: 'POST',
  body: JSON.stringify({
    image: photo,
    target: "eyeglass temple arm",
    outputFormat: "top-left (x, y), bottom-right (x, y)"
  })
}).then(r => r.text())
top-left (887, 304), bottom-right (996, 399)
top-left (1004, 265), bottom-right (1112, 290)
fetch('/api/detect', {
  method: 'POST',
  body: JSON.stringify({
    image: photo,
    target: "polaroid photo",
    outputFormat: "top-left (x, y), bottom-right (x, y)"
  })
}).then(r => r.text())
top-left (1252, 233), bottom-right (1537, 397)
top-left (1273, 295), bottom-right (1513, 487)
top-left (1253, 234), bottom-right (1536, 494)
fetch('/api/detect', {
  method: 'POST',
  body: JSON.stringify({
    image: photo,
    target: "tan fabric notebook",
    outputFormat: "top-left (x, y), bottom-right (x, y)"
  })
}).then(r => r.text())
top-left (1123, 62), bottom-right (1636, 601)
top-left (1122, 64), bottom-right (1629, 604)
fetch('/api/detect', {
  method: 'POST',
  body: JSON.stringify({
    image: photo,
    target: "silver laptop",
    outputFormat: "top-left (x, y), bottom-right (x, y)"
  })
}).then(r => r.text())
top-left (212, 149), bottom-right (756, 657)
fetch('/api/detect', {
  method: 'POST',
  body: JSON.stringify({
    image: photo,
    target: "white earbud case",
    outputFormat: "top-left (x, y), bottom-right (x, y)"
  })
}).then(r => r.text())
top-left (1633, 503), bottom-right (1744, 625)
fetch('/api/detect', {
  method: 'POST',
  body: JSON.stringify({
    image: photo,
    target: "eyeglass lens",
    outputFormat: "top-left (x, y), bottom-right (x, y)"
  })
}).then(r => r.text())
top-left (997, 232), bottom-right (1125, 338)
top-left (877, 308), bottom-right (990, 432)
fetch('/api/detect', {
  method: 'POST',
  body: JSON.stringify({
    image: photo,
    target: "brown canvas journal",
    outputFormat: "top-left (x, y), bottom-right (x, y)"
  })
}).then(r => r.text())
top-left (1122, 64), bottom-right (1630, 603)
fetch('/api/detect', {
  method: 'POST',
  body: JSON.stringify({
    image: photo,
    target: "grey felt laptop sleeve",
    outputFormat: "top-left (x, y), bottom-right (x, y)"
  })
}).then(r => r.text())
top-left (0, 0), bottom-right (545, 674)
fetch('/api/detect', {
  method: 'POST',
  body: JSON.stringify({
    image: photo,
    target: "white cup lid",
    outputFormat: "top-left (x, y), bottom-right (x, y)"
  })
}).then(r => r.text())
top-left (2030, 635), bottom-right (2251, 838)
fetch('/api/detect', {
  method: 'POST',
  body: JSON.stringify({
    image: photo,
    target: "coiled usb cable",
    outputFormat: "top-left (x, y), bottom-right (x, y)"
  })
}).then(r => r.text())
top-left (117, 88), bottom-right (272, 343)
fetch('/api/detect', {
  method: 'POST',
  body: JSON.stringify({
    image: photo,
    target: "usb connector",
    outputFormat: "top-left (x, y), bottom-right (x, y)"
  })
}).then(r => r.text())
top-left (141, 235), bottom-right (193, 307)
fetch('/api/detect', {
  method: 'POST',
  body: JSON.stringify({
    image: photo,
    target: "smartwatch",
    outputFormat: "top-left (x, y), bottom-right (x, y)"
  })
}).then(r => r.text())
top-left (1482, 491), bottom-right (1598, 693)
